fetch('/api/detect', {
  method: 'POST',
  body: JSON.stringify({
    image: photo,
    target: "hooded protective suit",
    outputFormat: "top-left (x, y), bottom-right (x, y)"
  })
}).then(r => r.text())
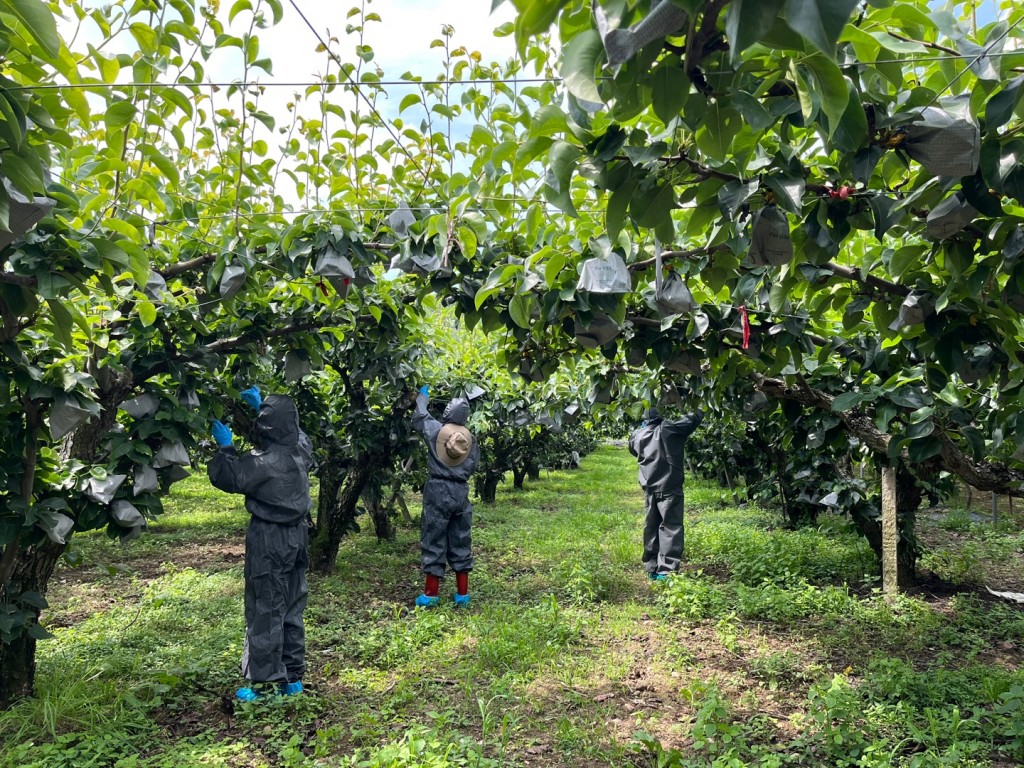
top-left (628, 408), bottom-right (702, 575)
top-left (412, 393), bottom-right (480, 577)
top-left (209, 395), bottom-right (312, 683)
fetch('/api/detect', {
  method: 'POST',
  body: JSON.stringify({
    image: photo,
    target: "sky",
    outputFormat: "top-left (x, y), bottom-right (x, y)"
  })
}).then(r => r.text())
top-left (59, 1), bottom-right (521, 207)
top-left (259, 1), bottom-right (518, 83)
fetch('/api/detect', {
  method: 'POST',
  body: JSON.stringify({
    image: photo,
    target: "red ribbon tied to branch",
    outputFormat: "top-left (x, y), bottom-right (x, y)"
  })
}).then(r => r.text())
top-left (740, 304), bottom-right (750, 350)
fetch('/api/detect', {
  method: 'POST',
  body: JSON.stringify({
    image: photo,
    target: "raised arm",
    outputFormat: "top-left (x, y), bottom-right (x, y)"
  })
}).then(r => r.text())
top-left (663, 411), bottom-right (703, 441)
top-left (410, 385), bottom-right (439, 437)
top-left (209, 446), bottom-right (266, 497)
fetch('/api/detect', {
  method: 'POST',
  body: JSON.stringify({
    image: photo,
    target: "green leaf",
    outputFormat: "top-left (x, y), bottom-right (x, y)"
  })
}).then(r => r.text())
top-left (651, 62), bottom-right (688, 125)
top-left (790, 59), bottom-right (816, 122)
top-left (398, 93), bottom-right (421, 114)
top-left (831, 81), bottom-right (869, 152)
top-left (528, 105), bottom-right (570, 138)
top-left (544, 140), bottom-right (582, 217)
top-left (5, 0), bottom-right (60, 57)
top-left (94, 239), bottom-right (130, 268)
top-left (129, 22), bottom-right (158, 54)
top-left (763, 176), bottom-right (805, 214)
top-left (508, 294), bottom-right (532, 329)
top-left (2, 153), bottom-right (45, 196)
top-left (887, 244), bottom-right (923, 280)
top-left (138, 300), bottom-right (157, 327)
top-left (867, 194), bottom-right (901, 241)
top-left (27, 623), bottom-right (53, 640)
top-left (607, 175), bottom-right (639, 241)
top-left (229, 0), bottom-right (253, 22)
top-left (986, 75), bottom-right (1024, 131)
top-left (46, 299), bottom-right (74, 348)
top-left (725, 0), bottom-right (785, 63)
top-left (515, 0), bottom-right (571, 53)
top-left (718, 179), bottom-right (759, 219)
top-left (0, 92), bottom-right (26, 150)
top-left (962, 172), bottom-right (1004, 218)
top-left (544, 252), bottom-right (566, 287)
top-left (783, 0), bottom-right (859, 57)
top-left (802, 54), bottom-right (848, 137)
top-left (561, 29), bottom-right (603, 104)
top-left (907, 435), bottom-right (942, 462)
top-left (696, 105), bottom-right (741, 162)
top-left (105, 101), bottom-right (137, 132)
top-left (264, 0), bottom-right (284, 24)
top-left (143, 146), bottom-right (180, 185)
top-left (631, 182), bottom-right (676, 229)
top-left (732, 91), bottom-right (774, 132)
top-left (906, 420), bottom-right (934, 440)
top-left (831, 391), bottom-right (869, 412)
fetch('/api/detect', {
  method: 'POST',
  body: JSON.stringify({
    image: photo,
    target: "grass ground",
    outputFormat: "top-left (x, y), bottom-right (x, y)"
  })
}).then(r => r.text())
top-left (2, 445), bottom-right (1023, 767)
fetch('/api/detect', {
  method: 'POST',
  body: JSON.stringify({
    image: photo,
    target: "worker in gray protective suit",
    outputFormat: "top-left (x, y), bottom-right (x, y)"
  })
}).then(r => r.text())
top-left (628, 406), bottom-right (703, 580)
top-left (411, 385), bottom-right (480, 608)
top-left (209, 387), bottom-right (313, 701)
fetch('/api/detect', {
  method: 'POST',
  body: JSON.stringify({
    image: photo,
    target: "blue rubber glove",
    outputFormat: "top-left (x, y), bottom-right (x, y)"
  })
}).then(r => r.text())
top-left (419, 385), bottom-right (429, 396)
top-left (211, 419), bottom-right (233, 447)
top-left (641, 420), bottom-right (647, 427)
top-left (240, 386), bottom-right (262, 411)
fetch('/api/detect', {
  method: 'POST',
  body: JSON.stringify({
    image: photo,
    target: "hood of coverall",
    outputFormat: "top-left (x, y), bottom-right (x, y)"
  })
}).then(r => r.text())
top-left (441, 398), bottom-right (470, 426)
top-left (256, 395), bottom-right (301, 448)
top-left (643, 406), bottom-right (662, 423)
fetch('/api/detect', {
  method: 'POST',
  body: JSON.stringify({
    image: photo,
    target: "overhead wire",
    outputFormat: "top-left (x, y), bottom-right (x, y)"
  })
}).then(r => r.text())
top-left (5, 49), bottom-right (1024, 93)
top-left (925, 15), bottom-right (1024, 108)
top-left (4, 77), bottom-right (568, 91)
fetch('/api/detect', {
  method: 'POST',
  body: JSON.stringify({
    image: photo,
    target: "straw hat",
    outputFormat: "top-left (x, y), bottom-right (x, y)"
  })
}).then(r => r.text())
top-left (436, 423), bottom-right (473, 467)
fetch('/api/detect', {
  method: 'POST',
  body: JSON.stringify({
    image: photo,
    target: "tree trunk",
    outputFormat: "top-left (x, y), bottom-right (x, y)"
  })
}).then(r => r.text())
top-left (0, 539), bottom-right (65, 709)
top-left (476, 472), bottom-right (501, 503)
top-left (512, 465), bottom-right (526, 489)
top-left (310, 455), bottom-right (373, 573)
top-left (362, 480), bottom-right (395, 543)
top-left (526, 462), bottom-right (540, 481)
top-left (308, 389), bottom-right (417, 572)
top-left (2, 378), bottom-right (132, 708)
top-left (893, 463), bottom-right (922, 586)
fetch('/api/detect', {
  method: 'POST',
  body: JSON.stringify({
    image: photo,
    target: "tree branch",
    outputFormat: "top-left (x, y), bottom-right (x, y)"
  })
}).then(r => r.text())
top-left (159, 252), bottom-right (218, 278)
top-left (684, 0), bottom-right (728, 95)
top-left (886, 31), bottom-right (960, 57)
top-left (824, 261), bottom-right (911, 298)
top-left (135, 319), bottom-right (323, 381)
top-left (629, 243), bottom-right (730, 271)
top-left (754, 374), bottom-right (1024, 496)
top-left (0, 272), bottom-right (38, 287)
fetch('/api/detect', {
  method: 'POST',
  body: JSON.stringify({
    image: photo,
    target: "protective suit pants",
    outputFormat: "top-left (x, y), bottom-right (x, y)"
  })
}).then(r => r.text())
top-left (421, 477), bottom-right (473, 578)
top-left (242, 517), bottom-right (308, 683)
top-left (642, 491), bottom-right (685, 574)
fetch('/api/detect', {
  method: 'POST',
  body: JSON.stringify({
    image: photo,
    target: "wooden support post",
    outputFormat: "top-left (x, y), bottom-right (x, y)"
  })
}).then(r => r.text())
top-left (992, 492), bottom-right (999, 527)
top-left (722, 463), bottom-right (740, 506)
top-left (881, 466), bottom-right (899, 597)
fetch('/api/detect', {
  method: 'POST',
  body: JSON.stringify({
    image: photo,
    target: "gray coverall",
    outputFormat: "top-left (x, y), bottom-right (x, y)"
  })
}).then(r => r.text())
top-left (412, 394), bottom-right (480, 578)
top-left (628, 411), bottom-right (703, 575)
top-left (209, 395), bottom-right (313, 684)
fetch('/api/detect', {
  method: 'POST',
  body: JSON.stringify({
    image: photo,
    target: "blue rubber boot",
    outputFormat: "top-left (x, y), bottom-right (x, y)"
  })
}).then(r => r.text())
top-left (453, 593), bottom-right (471, 608)
top-left (653, 573), bottom-right (669, 581)
top-left (280, 681), bottom-right (303, 696)
top-left (236, 686), bottom-right (266, 702)
top-left (415, 594), bottom-right (439, 608)
top-left (646, 571), bottom-right (658, 580)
